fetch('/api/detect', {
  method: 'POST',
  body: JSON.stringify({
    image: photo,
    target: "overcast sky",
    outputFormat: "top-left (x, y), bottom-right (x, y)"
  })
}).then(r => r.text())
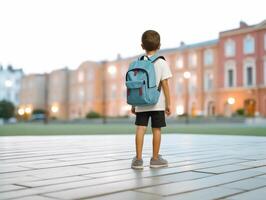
top-left (0, 0), bottom-right (265, 74)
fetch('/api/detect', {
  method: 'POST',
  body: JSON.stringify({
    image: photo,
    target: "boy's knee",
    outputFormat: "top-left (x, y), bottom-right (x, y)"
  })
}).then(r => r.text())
top-left (137, 125), bottom-right (147, 132)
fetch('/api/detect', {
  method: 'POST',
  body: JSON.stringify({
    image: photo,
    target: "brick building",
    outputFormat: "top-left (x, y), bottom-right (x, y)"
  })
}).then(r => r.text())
top-left (18, 20), bottom-right (266, 119)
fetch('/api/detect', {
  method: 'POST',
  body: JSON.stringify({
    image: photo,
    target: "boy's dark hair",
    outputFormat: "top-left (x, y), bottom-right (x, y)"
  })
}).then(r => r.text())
top-left (141, 30), bottom-right (160, 51)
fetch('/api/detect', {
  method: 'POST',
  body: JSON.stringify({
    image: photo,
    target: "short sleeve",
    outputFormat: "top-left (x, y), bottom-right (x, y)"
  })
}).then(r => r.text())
top-left (161, 60), bottom-right (172, 81)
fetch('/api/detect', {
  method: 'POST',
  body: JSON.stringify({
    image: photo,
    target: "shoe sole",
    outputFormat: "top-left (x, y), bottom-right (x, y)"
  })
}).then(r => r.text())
top-left (131, 165), bottom-right (144, 170)
top-left (150, 164), bottom-right (168, 168)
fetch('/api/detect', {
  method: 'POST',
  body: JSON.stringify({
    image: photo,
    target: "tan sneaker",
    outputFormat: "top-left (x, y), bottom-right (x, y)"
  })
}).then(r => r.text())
top-left (150, 154), bottom-right (168, 168)
top-left (131, 157), bottom-right (144, 170)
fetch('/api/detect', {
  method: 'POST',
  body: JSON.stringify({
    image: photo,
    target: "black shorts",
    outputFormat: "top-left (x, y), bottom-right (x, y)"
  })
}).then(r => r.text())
top-left (135, 111), bottom-right (166, 128)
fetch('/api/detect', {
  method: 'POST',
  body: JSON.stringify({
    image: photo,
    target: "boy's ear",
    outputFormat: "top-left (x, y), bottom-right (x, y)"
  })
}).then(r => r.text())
top-left (158, 43), bottom-right (161, 50)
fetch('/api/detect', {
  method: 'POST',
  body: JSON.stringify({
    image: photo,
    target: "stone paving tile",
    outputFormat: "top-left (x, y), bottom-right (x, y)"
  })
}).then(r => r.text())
top-left (12, 195), bottom-right (57, 200)
top-left (0, 184), bottom-right (26, 193)
top-left (44, 177), bottom-right (170, 199)
top-left (193, 164), bottom-right (255, 174)
top-left (221, 177), bottom-right (266, 190)
top-left (83, 191), bottom-right (163, 200)
top-left (226, 186), bottom-right (266, 200)
top-left (0, 134), bottom-right (266, 200)
top-left (162, 186), bottom-right (243, 200)
top-left (17, 175), bottom-right (89, 187)
top-left (136, 168), bottom-right (264, 196)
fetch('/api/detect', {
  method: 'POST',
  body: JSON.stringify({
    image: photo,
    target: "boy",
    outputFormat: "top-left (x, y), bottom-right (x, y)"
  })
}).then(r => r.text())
top-left (131, 30), bottom-right (172, 169)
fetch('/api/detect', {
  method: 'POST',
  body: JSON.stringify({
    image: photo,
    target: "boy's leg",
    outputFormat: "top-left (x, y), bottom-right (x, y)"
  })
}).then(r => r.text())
top-left (150, 111), bottom-right (168, 168)
top-left (135, 125), bottom-right (147, 160)
top-left (152, 127), bottom-right (161, 160)
top-left (134, 112), bottom-right (149, 160)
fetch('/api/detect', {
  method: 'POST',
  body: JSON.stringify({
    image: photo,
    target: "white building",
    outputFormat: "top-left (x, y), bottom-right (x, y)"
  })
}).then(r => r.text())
top-left (0, 65), bottom-right (23, 106)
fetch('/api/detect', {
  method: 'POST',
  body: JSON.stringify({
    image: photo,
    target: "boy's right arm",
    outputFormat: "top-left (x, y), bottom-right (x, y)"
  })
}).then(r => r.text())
top-left (161, 79), bottom-right (171, 116)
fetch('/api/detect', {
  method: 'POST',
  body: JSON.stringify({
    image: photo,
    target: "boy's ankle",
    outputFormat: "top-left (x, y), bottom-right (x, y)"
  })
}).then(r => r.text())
top-left (152, 156), bottom-right (159, 160)
top-left (136, 156), bottom-right (142, 160)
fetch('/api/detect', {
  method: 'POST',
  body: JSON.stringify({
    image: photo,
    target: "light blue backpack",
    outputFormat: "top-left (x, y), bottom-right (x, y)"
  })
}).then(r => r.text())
top-left (125, 54), bottom-right (165, 106)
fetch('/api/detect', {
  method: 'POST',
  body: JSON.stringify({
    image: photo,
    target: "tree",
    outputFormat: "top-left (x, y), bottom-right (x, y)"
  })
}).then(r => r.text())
top-left (0, 100), bottom-right (15, 120)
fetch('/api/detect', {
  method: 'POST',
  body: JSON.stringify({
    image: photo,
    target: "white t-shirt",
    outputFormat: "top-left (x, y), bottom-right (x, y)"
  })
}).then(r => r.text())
top-left (135, 55), bottom-right (172, 112)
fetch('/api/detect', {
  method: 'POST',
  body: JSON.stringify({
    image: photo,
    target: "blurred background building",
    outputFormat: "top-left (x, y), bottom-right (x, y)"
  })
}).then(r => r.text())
top-left (16, 20), bottom-right (266, 120)
top-left (19, 74), bottom-right (47, 117)
top-left (0, 65), bottom-right (23, 106)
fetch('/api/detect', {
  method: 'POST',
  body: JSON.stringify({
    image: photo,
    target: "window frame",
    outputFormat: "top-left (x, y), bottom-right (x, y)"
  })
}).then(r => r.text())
top-left (243, 35), bottom-right (255, 55)
top-left (224, 39), bottom-right (236, 57)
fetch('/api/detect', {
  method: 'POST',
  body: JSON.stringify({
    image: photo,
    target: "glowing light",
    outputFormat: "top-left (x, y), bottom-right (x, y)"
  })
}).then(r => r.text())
top-left (227, 97), bottom-right (235, 105)
top-left (183, 71), bottom-right (191, 79)
top-left (107, 65), bottom-right (117, 75)
top-left (18, 108), bottom-right (25, 116)
top-left (5, 80), bottom-right (13, 87)
top-left (176, 105), bottom-right (184, 115)
top-left (51, 105), bottom-right (59, 113)
top-left (25, 107), bottom-right (32, 114)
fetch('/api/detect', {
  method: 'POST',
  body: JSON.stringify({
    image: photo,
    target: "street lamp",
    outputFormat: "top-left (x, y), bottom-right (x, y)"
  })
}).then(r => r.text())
top-left (183, 71), bottom-right (191, 124)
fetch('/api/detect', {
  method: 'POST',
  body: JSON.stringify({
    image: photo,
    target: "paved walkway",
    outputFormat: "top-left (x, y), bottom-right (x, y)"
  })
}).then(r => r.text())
top-left (0, 134), bottom-right (266, 200)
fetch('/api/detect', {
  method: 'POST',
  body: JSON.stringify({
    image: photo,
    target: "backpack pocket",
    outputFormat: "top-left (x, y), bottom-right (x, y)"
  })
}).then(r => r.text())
top-left (126, 80), bottom-right (148, 106)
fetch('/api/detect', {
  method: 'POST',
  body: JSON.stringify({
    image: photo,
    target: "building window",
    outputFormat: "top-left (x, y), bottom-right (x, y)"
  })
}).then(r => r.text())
top-left (243, 35), bottom-right (255, 54)
top-left (78, 71), bottom-right (84, 83)
top-left (176, 56), bottom-right (183, 69)
top-left (225, 39), bottom-right (235, 57)
top-left (188, 52), bottom-right (197, 67)
top-left (264, 33), bottom-right (266, 51)
top-left (107, 65), bottom-right (117, 77)
top-left (110, 84), bottom-right (117, 99)
top-left (204, 72), bottom-right (213, 91)
top-left (87, 68), bottom-right (94, 81)
top-left (189, 73), bottom-right (197, 93)
top-left (79, 88), bottom-right (84, 102)
top-left (176, 75), bottom-right (183, 95)
top-left (204, 49), bottom-right (214, 66)
top-left (87, 85), bottom-right (93, 100)
top-left (228, 70), bottom-right (234, 87)
top-left (264, 60), bottom-right (266, 85)
top-left (225, 61), bottom-right (236, 87)
top-left (244, 59), bottom-right (256, 87)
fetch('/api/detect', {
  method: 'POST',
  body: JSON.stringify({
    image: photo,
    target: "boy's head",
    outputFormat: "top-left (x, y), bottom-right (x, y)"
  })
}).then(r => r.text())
top-left (141, 30), bottom-right (161, 52)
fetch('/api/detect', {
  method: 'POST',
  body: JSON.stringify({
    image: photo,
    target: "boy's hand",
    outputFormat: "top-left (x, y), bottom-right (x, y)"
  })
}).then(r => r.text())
top-left (131, 106), bottom-right (136, 115)
top-left (165, 106), bottom-right (171, 116)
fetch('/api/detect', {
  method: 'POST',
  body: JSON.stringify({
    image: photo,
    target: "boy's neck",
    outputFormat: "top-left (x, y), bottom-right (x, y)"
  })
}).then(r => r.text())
top-left (146, 50), bottom-right (158, 56)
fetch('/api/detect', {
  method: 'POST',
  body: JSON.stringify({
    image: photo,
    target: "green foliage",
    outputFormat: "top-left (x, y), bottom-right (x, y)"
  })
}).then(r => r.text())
top-left (86, 111), bottom-right (101, 119)
top-left (236, 108), bottom-right (244, 116)
top-left (32, 109), bottom-right (46, 114)
top-left (0, 100), bottom-right (15, 120)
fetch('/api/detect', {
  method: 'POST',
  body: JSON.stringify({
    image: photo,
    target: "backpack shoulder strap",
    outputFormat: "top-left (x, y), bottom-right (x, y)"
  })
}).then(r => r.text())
top-left (151, 56), bottom-right (166, 63)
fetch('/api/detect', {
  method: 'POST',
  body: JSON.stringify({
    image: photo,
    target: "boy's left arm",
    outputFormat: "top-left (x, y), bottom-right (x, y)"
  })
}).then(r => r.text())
top-left (161, 79), bottom-right (171, 116)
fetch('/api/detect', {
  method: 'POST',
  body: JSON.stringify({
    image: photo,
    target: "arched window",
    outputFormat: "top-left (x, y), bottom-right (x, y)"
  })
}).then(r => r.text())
top-left (224, 39), bottom-right (235, 57)
top-left (204, 71), bottom-right (213, 91)
top-left (243, 35), bottom-right (255, 54)
top-left (243, 59), bottom-right (256, 86)
top-left (225, 61), bottom-right (236, 87)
